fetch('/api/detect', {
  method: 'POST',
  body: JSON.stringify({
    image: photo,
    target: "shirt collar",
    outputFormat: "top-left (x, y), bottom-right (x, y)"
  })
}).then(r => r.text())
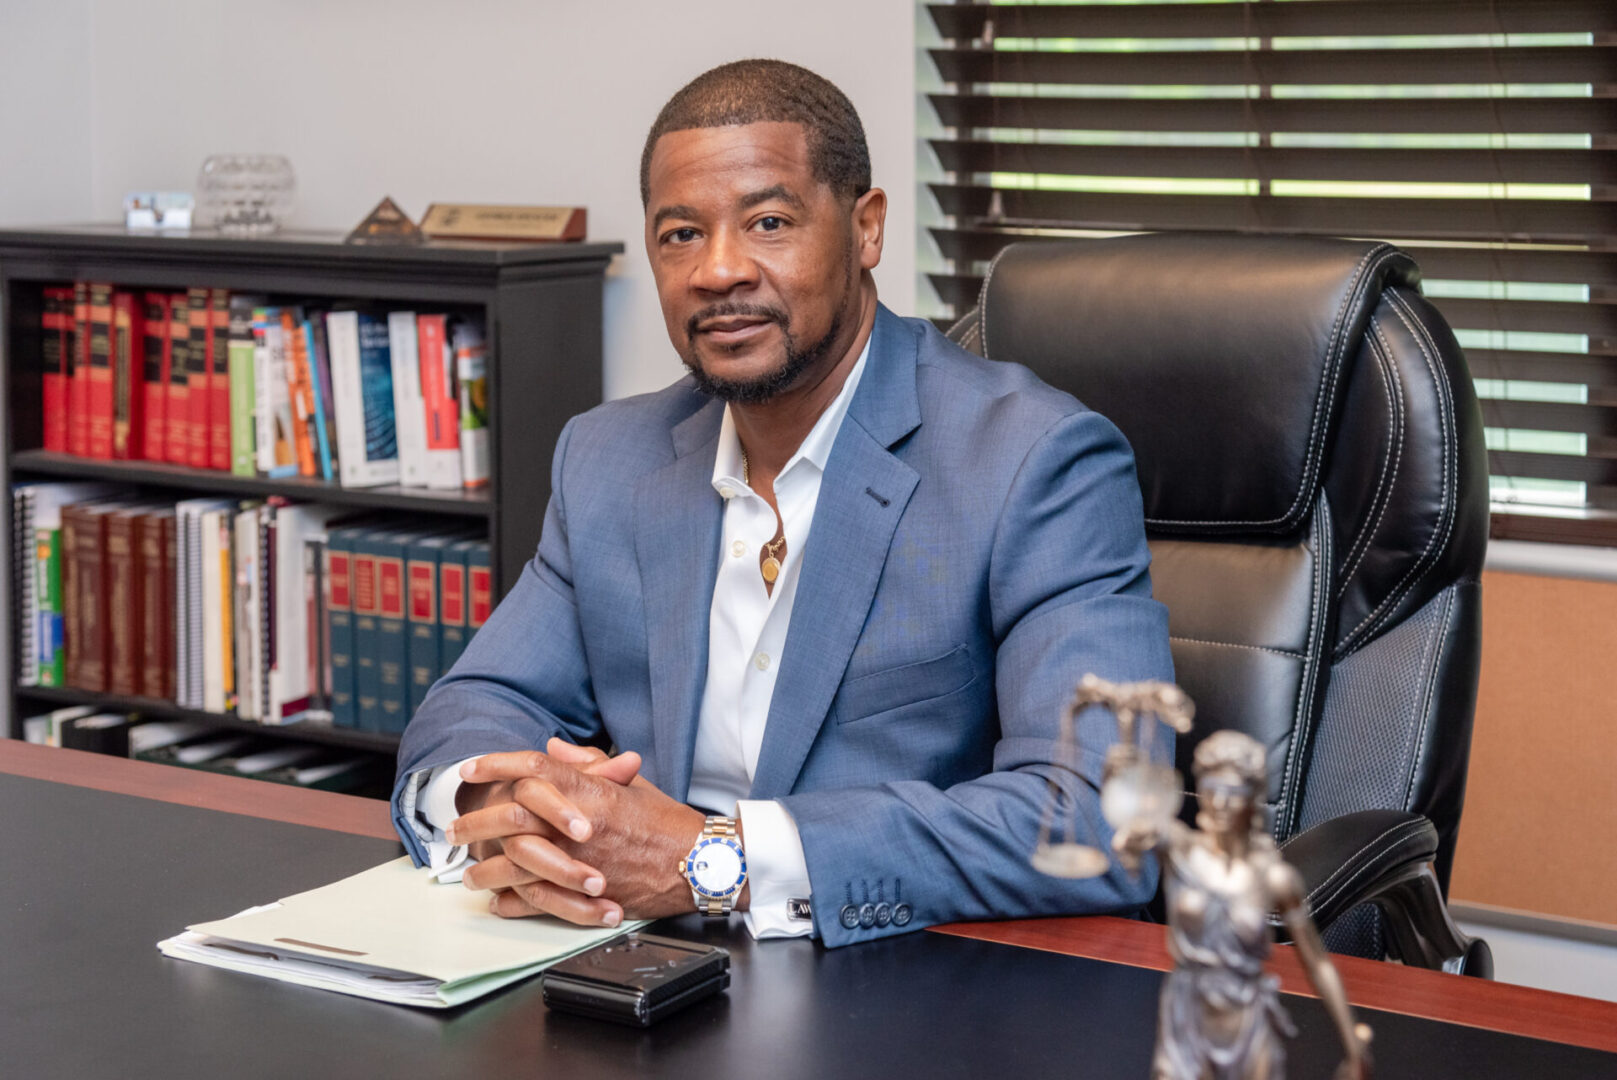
top-left (711, 336), bottom-right (872, 497)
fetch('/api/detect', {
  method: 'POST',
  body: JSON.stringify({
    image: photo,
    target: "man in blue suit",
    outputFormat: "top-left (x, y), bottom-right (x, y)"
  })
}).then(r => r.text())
top-left (393, 59), bottom-right (1174, 947)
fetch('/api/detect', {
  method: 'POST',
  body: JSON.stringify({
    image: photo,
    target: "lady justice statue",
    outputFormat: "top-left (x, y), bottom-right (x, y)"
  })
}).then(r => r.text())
top-left (1035, 677), bottom-right (1373, 1080)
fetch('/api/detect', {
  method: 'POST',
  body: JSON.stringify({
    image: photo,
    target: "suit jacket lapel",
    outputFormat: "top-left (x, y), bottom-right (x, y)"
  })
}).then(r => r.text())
top-left (749, 307), bottom-right (924, 799)
top-left (636, 397), bottom-right (724, 801)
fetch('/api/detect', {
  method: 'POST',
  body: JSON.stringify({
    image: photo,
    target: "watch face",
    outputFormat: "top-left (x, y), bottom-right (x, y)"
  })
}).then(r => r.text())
top-left (686, 837), bottom-right (745, 898)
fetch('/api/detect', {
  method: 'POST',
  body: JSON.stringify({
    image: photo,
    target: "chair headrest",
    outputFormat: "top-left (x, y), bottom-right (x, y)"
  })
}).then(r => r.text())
top-left (977, 233), bottom-right (1419, 534)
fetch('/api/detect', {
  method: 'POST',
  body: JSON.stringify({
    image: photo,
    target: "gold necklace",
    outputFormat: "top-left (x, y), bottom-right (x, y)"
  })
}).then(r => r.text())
top-left (741, 447), bottom-right (788, 585)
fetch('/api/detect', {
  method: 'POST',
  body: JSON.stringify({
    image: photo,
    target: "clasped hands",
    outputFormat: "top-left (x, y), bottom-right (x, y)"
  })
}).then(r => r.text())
top-left (448, 738), bottom-right (726, 927)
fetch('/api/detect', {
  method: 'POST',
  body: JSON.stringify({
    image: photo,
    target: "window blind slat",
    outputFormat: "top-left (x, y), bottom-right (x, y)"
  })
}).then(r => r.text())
top-left (929, 1), bottom-right (1617, 41)
top-left (1483, 399), bottom-right (1617, 437)
top-left (929, 94), bottom-right (1617, 137)
top-left (930, 45), bottom-right (1617, 88)
top-left (929, 228), bottom-right (1617, 289)
top-left (1470, 350), bottom-right (1617, 388)
top-left (929, 184), bottom-right (1614, 245)
top-left (931, 141), bottom-right (1616, 187)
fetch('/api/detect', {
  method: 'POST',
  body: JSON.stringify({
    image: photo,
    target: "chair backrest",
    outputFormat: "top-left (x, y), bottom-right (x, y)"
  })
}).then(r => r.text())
top-left (950, 234), bottom-right (1489, 912)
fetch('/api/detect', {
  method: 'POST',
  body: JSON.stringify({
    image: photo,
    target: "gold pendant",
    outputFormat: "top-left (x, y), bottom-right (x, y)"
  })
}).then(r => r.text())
top-left (761, 557), bottom-right (781, 584)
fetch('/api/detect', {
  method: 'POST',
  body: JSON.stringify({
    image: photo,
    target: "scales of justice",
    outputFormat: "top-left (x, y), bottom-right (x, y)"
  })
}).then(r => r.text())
top-left (1034, 675), bottom-right (1374, 1080)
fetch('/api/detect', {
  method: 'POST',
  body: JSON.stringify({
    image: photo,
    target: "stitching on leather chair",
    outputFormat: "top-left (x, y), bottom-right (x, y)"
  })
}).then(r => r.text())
top-left (1402, 585), bottom-right (1456, 810)
top-left (1276, 499), bottom-right (1332, 839)
top-left (976, 245), bottom-right (1010, 359)
top-left (1167, 636), bottom-right (1305, 660)
top-left (1144, 245), bottom-right (1403, 532)
top-left (1347, 291), bottom-right (1458, 646)
top-left (1294, 818), bottom-right (1432, 914)
top-left (1335, 318), bottom-right (1406, 602)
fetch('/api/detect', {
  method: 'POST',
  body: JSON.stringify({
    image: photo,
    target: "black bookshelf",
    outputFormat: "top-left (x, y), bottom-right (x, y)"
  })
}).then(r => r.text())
top-left (1, 224), bottom-right (621, 756)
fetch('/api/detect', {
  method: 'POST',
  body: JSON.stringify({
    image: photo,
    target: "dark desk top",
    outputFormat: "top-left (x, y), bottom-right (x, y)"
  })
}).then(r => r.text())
top-left (4, 743), bottom-right (1615, 1079)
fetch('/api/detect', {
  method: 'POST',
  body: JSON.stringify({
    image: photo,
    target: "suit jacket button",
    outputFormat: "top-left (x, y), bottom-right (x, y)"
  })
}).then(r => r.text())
top-left (858, 903), bottom-right (877, 929)
top-left (873, 903), bottom-right (892, 928)
top-left (892, 903), bottom-right (913, 926)
top-left (839, 904), bottom-right (860, 930)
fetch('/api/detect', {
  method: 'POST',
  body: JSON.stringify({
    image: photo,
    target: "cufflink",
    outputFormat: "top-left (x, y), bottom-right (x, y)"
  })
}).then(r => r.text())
top-left (787, 898), bottom-right (813, 922)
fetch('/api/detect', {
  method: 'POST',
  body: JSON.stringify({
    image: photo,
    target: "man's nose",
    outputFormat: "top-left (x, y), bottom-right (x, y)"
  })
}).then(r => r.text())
top-left (691, 228), bottom-right (757, 294)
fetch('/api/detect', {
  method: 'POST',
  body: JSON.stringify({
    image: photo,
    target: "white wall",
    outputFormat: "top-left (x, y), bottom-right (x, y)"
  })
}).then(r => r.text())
top-left (69, 0), bottom-right (917, 401)
top-left (0, 1), bottom-right (94, 224)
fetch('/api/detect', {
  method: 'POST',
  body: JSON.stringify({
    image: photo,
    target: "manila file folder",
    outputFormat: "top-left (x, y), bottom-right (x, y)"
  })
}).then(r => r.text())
top-left (158, 856), bottom-right (643, 1008)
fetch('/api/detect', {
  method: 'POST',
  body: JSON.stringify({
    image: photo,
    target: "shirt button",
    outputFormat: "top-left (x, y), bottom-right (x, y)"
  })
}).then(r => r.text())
top-left (731, 540), bottom-right (747, 558)
top-left (754, 653), bottom-right (771, 671)
top-left (719, 486), bottom-right (735, 499)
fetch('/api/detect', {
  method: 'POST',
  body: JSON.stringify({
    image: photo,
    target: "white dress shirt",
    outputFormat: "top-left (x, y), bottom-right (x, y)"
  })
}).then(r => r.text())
top-left (408, 340), bottom-right (870, 939)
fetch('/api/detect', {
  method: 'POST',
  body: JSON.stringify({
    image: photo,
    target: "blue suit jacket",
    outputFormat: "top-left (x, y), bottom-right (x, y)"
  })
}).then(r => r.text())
top-left (393, 305), bottom-right (1174, 946)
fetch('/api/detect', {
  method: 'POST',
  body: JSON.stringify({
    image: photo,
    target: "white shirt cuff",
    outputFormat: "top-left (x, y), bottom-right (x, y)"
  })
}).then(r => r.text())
top-left (409, 757), bottom-right (483, 883)
top-left (736, 799), bottom-right (815, 939)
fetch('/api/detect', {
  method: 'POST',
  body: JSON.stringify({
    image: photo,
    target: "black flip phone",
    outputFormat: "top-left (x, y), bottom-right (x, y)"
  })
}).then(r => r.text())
top-left (540, 932), bottom-right (731, 1027)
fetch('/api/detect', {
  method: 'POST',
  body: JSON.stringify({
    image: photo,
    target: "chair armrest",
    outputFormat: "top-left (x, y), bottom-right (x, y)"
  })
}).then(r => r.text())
top-left (1276, 809), bottom-right (1493, 977)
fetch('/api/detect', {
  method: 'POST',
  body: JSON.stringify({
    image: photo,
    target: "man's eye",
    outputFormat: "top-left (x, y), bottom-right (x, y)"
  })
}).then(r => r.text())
top-left (666, 227), bottom-right (698, 244)
top-left (756, 216), bottom-right (785, 232)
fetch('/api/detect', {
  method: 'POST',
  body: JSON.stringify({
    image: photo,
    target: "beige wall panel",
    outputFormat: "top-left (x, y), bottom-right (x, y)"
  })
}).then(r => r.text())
top-left (1449, 570), bottom-right (1617, 927)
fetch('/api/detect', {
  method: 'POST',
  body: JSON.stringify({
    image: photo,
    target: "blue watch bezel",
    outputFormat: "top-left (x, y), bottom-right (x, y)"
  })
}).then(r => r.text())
top-left (683, 835), bottom-right (748, 899)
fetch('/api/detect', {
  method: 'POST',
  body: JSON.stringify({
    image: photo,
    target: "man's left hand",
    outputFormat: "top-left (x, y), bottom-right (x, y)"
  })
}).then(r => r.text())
top-left (451, 744), bottom-right (712, 921)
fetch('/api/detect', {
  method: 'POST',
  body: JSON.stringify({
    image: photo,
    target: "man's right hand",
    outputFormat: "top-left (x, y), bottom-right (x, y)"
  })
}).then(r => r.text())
top-left (452, 739), bottom-right (643, 926)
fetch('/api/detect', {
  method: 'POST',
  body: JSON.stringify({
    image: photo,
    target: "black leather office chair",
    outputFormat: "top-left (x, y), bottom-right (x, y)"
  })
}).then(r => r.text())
top-left (949, 233), bottom-right (1493, 975)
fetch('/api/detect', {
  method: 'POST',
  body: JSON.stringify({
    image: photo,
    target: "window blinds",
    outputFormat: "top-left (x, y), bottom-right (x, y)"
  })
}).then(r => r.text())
top-left (924, 0), bottom-right (1615, 538)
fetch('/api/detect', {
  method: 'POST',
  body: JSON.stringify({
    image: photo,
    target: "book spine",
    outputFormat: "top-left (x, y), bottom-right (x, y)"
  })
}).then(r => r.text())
top-left (468, 541), bottom-right (492, 641)
top-left (210, 290), bottom-right (232, 471)
top-left (263, 317), bottom-right (299, 477)
top-left (387, 311), bottom-right (426, 487)
top-left (142, 293), bottom-right (170, 461)
top-left (137, 513), bottom-right (166, 699)
top-left (76, 506), bottom-right (111, 691)
top-left (228, 299), bottom-right (258, 476)
top-left (111, 292), bottom-right (145, 460)
top-left (406, 540), bottom-right (440, 720)
top-left (232, 506), bottom-right (257, 720)
top-left (282, 309), bottom-right (317, 476)
top-left (15, 490), bottom-right (36, 687)
top-left (351, 535), bottom-right (380, 732)
top-left (220, 510), bottom-right (236, 711)
top-left (42, 286), bottom-right (73, 453)
top-left (303, 319), bottom-right (334, 480)
top-left (87, 284), bottom-right (115, 460)
top-left (61, 505), bottom-right (84, 687)
top-left (344, 312), bottom-right (401, 487)
top-left (106, 511), bottom-right (140, 695)
top-left (375, 536), bottom-right (409, 733)
top-left (453, 321), bottom-right (491, 489)
top-left (160, 511), bottom-right (177, 700)
top-left (439, 542), bottom-right (469, 673)
top-left (325, 531), bottom-right (356, 728)
top-left (166, 293), bottom-right (191, 464)
top-left (308, 316), bottom-right (338, 481)
top-left (70, 282), bottom-right (90, 457)
top-left (186, 289), bottom-right (210, 467)
top-left (257, 507), bottom-right (272, 720)
top-left (305, 537), bottom-right (328, 718)
top-left (200, 508), bottom-right (224, 712)
top-left (416, 314), bottom-right (463, 490)
top-left (35, 526), bottom-right (64, 686)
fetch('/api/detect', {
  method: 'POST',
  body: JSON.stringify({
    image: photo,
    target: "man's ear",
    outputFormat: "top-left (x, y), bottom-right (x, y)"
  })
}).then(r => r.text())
top-left (852, 188), bottom-right (887, 271)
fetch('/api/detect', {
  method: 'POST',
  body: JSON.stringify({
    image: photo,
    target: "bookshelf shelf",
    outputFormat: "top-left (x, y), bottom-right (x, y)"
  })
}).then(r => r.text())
top-left (12, 450), bottom-right (494, 518)
top-left (16, 685), bottom-right (402, 753)
top-left (1, 226), bottom-right (620, 759)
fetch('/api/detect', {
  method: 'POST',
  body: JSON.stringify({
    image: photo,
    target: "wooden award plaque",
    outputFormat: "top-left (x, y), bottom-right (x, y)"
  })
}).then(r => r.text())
top-left (420, 204), bottom-right (587, 243)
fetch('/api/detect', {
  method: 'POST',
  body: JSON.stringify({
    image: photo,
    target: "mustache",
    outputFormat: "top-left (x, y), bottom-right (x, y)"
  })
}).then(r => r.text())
top-left (686, 302), bottom-right (788, 340)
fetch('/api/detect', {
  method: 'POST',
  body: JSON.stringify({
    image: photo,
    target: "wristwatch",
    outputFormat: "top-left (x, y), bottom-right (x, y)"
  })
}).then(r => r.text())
top-left (680, 816), bottom-right (748, 917)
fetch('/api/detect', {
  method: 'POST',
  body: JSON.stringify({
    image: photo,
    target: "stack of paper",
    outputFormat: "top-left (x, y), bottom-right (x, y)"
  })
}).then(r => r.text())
top-left (158, 857), bottom-right (644, 1008)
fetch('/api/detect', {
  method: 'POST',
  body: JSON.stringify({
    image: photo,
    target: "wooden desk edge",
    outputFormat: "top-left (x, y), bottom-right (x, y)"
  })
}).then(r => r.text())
top-left (7, 741), bottom-right (1612, 1056)
top-left (931, 918), bottom-right (1617, 1056)
top-left (0, 740), bottom-right (397, 841)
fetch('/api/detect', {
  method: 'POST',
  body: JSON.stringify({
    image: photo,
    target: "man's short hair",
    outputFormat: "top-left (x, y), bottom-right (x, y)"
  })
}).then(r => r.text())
top-left (640, 59), bottom-right (871, 207)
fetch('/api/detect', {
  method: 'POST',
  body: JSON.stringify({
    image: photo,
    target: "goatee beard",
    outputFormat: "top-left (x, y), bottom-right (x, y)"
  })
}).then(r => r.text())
top-left (683, 302), bottom-right (845, 406)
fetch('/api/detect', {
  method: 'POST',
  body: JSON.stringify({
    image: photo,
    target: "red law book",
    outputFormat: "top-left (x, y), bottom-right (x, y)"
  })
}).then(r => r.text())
top-left (185, 288), bottom-right (211, 468)
top-left (85, 283), bottom-right (116, 460)
top-left (69, 282), bottom-right (91, 457)
top-left (165, 292), bottom-right (190, 464)
top-left (111, 292), bottom-right (146, 460)
top-left (209, 289), bottom-right (231, 470)
top-left (141, 293), bottom-right (171, 460)
top-left (41, 286), bottom-right (74, 452)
